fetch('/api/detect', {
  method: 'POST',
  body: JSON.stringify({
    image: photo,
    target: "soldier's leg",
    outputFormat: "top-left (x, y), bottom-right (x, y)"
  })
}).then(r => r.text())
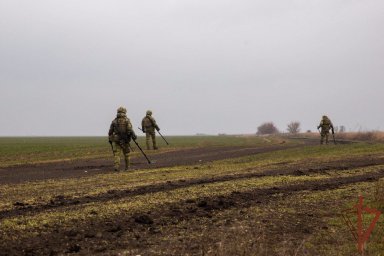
top-left (145, 132), bottom-right (151, 150)
top-left (325, 133), bottom-right (329, 144)
top-left (112, 142), bottom-right (121, 171)
top-left (124, 155), bottom-right (130, 170)
top-left (123, 144), bottom-right (130, 170)
top-left (151, 131), bottom-right (158, 150)
top-left (320, 133), bottom-right (325, 144)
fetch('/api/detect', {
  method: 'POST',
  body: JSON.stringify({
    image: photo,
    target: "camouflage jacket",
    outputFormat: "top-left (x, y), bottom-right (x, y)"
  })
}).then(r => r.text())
top-left (317, 118), bottom-right (334, 133)
top-left (109, 113), bottom-right (136, 142)
top-left (141, 115), bottom-right (160, 131)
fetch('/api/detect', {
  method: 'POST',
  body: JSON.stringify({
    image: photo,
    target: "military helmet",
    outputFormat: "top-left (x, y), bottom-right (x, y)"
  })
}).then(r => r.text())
top-left (146, 110), bottom-right (152, 115)
top-left (117, 106), bottom-right (127, 114)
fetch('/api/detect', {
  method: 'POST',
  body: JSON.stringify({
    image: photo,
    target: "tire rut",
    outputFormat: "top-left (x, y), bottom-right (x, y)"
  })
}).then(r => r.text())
top-left (2, 156), bottom-right (384, 220)
top-left (2, 167), bottom-right (383, 256)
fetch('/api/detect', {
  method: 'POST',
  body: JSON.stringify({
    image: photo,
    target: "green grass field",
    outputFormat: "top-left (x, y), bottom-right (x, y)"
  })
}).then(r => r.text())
top-left (0, 135), bottom-right (287, 167)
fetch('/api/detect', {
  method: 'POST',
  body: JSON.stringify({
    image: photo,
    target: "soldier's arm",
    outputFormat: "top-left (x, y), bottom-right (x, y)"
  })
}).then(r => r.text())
top-left (108, 122), bottom-right (115, 142)
top-left (108, 122), bottom-right (114, 136)
top-left (141, 118), bottom-right (146, 131)
top-left (127, 119), bottom-right (137, 140)
top-left (151, 117), bottom-right (160, 131)
top-left (126, 118), bottom-right (133, 131)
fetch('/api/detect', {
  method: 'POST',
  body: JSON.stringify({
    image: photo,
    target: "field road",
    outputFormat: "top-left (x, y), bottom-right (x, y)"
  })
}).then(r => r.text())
top-left (0, 142), bottom-right (307, 184)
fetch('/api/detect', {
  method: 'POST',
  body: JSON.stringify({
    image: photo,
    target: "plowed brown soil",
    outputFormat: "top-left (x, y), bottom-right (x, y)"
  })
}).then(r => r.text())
top-left (1, 141), bottom-right (382, 255)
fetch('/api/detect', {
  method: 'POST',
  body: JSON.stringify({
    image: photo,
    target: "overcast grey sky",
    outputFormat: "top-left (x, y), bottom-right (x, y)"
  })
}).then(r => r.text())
top-left (1, 0), bottom-right (383, 136)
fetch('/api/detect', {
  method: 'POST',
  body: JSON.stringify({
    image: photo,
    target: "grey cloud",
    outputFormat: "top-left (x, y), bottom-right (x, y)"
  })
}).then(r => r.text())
top-left (1, 0), bottom-right (383, 135)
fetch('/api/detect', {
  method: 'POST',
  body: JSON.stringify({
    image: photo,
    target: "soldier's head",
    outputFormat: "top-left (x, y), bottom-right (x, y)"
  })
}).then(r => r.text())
top-left (117, 106), bottom-right (127, 114)
top-left (146, 110), bottom-right (152, 116)
top-left (322, 115), bottom-right (331, 122)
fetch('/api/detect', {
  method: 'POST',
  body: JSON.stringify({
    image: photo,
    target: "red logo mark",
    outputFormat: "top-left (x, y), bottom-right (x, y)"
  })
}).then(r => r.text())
top-left (342, 195), bottom-right (381, 253)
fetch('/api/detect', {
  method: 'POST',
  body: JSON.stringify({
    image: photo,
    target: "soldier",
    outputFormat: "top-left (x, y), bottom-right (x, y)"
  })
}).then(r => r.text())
top-left (141, 110), bottom-right (160, 150)
top-left (317, 115), bottom-right (334, 145)
top-left (108, 107), bottom-right (137, 171)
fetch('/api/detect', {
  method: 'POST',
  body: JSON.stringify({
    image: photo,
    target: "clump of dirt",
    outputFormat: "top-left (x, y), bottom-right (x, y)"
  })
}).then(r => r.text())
top-left (66, 244), bottom-right (81, 253)
top-left (197, 200), bottom-right (208, 207)
top-left (134, 214), bottom-right (154, 225)
top-left (13, 202), bottom-right (28, 207)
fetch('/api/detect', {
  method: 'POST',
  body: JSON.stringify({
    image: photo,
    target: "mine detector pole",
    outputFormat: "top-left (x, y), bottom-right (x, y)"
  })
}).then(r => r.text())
top-left (138, 127), bottom-right (169, 145)
top-left (157, 130), bottom-right (169, 145)
top-left (332, 129), bottom-right (337, 145)
top-left (132, 139), bottom-right (151, 164)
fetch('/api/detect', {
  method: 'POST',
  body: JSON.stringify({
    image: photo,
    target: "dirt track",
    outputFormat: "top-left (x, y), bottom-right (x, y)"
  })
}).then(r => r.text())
top-left (0, 143), bottom-right (297, 184)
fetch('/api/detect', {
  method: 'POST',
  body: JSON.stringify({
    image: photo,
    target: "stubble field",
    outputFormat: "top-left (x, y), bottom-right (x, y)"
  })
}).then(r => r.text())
top-left (0, 135), bottom-right (384, 255)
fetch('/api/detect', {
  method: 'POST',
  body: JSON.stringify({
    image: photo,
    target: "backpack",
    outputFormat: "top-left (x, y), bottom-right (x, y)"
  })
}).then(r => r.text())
top-left (113, 117), bottom-right (131, 143)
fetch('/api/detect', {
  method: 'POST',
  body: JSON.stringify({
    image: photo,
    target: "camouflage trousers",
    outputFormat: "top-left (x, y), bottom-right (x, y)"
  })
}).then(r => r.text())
top-left (320, 132), bottom-right (330, 145)
top-left (112, 141), bottom-right (130, 170)
top-left (145, 131), bottom-right (157, 150)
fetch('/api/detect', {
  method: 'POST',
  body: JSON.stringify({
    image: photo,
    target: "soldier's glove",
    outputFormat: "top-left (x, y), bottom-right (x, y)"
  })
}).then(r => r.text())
top-left (142, 129), bottom-right (146, 133)
top-left (156, 127), bottom-right (160, 131)
top-left (132, 134), bottom-right (137, 141)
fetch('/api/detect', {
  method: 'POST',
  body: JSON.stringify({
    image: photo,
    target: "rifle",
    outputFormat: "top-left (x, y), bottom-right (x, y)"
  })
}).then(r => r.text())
top-left (132, 139), bottom-right (151, 164)
top-left (331, 129), bottom-right (336, 145)
top-left (138, 127), bottom-right (169, 145)
top-left (108, 140), bottom-right (114, 155)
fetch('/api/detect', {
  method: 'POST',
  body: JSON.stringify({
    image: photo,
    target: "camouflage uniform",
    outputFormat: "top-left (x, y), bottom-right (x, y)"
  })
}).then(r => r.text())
top-left (141, 110), bottom-right (160, 150)
top-left (108, 107), bottom-right (137, 171)
top-left (317, 115), bottom-right (334, 145)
